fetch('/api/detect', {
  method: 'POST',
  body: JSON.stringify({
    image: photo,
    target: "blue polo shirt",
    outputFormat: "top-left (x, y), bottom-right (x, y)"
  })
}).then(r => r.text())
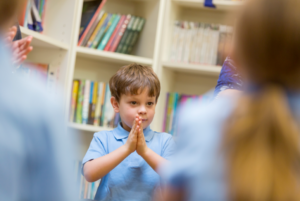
top-left (82, 123), bottom-right (175, 201)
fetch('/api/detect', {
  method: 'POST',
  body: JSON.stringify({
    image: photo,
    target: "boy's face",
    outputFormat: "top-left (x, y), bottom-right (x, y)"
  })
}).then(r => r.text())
top-left (111, 88), bottom-right (157, 132)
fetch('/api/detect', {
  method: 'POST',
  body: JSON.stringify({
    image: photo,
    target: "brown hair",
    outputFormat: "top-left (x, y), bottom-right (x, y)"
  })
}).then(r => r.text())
top-left (223, 0), bottom-right (300, 200)
top-left (0, 0), bottom-right (25, 30)
top-left (109, 63), bottom-right (160, 102)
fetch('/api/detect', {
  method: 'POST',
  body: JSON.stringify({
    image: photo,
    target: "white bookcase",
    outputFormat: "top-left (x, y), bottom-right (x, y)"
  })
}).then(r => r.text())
top-left (21, 0), bottom-right (241, 159)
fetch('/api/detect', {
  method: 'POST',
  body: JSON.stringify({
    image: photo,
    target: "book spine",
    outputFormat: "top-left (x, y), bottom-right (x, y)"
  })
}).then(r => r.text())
top-left (70, 80), bottom-right (79, 122)
top-left (90, 82), bottom-right (98, 125)
top-left (166, 93), bottom-right (174, 133)
top-left (86, 13), bottom-right (108, 47)
top-left (101, 84), bottom-right (109, 126)
top-left (99, 83), bottom-right (106, 126)
top-left (81, 10), bottom-right (105, 47)
top-left (76, 80), bottom-right (84, 123)
top-left (121, 17), bottom-right (140, 54)
top-left (171, 93), bottom-right (179, 135)
top-left (98, 14), bottom-right (121, 50)
top-left (104, 15), bottom-right (126, 51)
top-left (87, 81), bottom-right (94, 124)
top-left (126, 17), bottom-right (145, 54)
top-left (78, 0), bottom-right (107, 46)
top-left (91, 14), bottom-right (112, 49)
top-left (94, 82), bottom-right (103, 126)
top-left (82, 80), bottom-right (90, 124)
top-left (109, 15), bottom-right (131, 52)
top-left (115, 16), bottom-right (136, 53)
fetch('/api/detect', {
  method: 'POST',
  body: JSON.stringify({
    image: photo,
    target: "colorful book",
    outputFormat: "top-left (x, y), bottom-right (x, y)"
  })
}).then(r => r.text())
top-left (81, 10), bottom-right (105, 47)
top-left (115, 16), bottom-right (136, 53)
top-left (86, 12), bottom-right (108, 47)
top-left (101, 84), bottom-right (115, 127)
top-left (104, 15), bottom-right (126, 51)
top-left (82, 80), bottom-right (91, 124)
top-left (89, 82), bottom-right (98, 124)
top-left (109, 15), bottom-right (131, 52)
top-left (97, 14), bottom-right (121, 50)
top-left (78, 0), bottom-right (107, 46)
top-left (76, 80), bottom-right (85, 124)
top-left (87, 81), bottom-right (94, 125)
top-left (94, 82), bottom-right (105, 126)
top-left (70, 80), bottom-right (79, 122)
top-left (91, 13), bottom-right (113, 49)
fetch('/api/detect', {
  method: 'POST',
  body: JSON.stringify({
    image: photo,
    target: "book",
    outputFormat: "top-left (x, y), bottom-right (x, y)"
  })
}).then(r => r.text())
top-left (115, 16), bottom-right (136, 53)
top-left (82, 80), bottom-right (91, 124)
top-left (121, 17), bottom-right (140, 54)
top-left (97, 14), bottom-right (121, 50)
top-left (78, 0), bottom-right (107, 46)
top-left (81, 10), bottom-right (105, 47)
top-left (109, 15), bottom-right (132, 52)
top-left (91, 13), bottom-right (113, 49)
top-left (87, 81), bottom-right (94, 125)
top-left (70, 80), bottom-right (79, 122)
top-left (86, 12), bottom-right (108, 47)
top-left (76, 80), bottom-right (85, 124)
top-left (162, 93), bottom-right (170, 132)
top-left (101, 84), bottom-right (115, 127)
top-left (126, 17), bottom-right (146, 54)
top-left (103, 15), bottom-right (126, 51)
top-left (94, 82), bottom-right (105, 126)
top-left (90, 82), bottom-right (98, 125)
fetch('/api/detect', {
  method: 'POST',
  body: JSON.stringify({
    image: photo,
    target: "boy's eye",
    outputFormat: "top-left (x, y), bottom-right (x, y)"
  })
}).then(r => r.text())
top-left (130, 101), bottom-right (137, 105)
top-left (147, 102), bottom-right (154, 106)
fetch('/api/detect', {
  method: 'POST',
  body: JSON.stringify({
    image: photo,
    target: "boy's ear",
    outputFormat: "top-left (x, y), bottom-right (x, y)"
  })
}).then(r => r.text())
top-left (110, 96), bottom-right (120, 113)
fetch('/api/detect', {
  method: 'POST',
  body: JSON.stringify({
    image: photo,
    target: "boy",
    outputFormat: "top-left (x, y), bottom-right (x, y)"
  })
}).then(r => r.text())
top-left (82, 64), bottom-right (174, 201)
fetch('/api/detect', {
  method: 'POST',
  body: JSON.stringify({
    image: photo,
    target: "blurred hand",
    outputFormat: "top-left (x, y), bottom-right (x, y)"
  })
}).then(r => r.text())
top-left (6, 26), bottom-right (33, 65)
top-left (136, 116), bottom-right (149, 156)
top-left (124, 115), bottom-right (139, 154)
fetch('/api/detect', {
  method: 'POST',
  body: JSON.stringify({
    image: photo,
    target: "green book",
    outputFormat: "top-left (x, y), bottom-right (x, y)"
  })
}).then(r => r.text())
top-left (126, 18), bottom-right (145, 54)
top-left (115, 16), bottom-right (136, 53)
top-left (121, 17), bottom-right (140, 54)
top-left (91, 14), bottom-right (113, 49)
top-left (76, 80), bottom-right (85, 124)
top-left (97, 14), bottom-right (121, 50)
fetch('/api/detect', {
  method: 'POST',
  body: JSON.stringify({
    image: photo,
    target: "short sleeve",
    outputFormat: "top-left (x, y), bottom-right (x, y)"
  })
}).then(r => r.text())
top-left (82, 132), bottom-right (108, 172)
top-left (161, 136), bottom-right (175, 161)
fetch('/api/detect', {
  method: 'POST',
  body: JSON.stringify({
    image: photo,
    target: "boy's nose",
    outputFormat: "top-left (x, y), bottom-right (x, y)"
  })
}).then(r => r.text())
top-left (138, 105), bottom-right (147, 114)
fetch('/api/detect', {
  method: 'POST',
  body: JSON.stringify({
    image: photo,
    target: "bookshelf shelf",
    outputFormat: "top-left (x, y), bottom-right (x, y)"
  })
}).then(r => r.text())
top-left (20, 27), bottom-right (69, 50)
top-left (68, 123), bottom-right (113, 133)
top-left (76, 46), bottom-right (153, 66)
top-left (163, 61), bottom-right (221, 76)
top-left (173, 0), bottom-right (243, 10)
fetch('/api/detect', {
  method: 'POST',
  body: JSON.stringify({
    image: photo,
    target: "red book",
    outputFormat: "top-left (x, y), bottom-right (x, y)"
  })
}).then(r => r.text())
top-left (78, 0), bottom-right (107, 46)
top-left (104, 15), bottom-right (126, 51)
top-left (109, 15), bottom-right (131, 52)
top-left (18, 2), bottom-right (27, 26)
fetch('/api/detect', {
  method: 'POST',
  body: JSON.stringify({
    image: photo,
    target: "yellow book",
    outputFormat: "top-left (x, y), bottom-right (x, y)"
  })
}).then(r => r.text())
top-left (70, 80), bottom-right (79, 122)
top-left (86, 12), bottom-right (108, 47)
top-left (90, 82), bottom-right (98, 123)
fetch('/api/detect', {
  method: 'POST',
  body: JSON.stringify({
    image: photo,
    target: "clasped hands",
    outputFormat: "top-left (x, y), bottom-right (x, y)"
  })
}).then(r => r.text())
top-left (125, 114), bottom-right (149, 156)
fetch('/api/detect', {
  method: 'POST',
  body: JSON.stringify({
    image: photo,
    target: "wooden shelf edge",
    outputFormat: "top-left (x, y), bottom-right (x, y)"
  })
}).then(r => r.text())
top-left (20, 26), bottom-right (69, 50)
top-left (163, 61), bottom-right (222, 76)
top-left (68, 123), bottom-right (113, 133)
top-left (76, 46), bottom-right (153, 66)
top-left (173, 0), bottom-right (243, 10)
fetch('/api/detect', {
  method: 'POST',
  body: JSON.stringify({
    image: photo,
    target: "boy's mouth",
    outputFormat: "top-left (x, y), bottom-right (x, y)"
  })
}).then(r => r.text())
top-left (141, 119), bottom-right (148, 122)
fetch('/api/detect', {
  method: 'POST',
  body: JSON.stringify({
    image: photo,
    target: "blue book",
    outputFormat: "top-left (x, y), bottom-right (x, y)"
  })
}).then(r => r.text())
top-left (90, 14), bottom-right (113, 48)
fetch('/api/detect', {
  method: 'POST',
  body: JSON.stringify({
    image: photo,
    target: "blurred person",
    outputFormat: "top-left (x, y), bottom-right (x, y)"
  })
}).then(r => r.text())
top-left (158, 0), bottom-right (300, 200)
top-left (0, 1), bottom-right (76, 201)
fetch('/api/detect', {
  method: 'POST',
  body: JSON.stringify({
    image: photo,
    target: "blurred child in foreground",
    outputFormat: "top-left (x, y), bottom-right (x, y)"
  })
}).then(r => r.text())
top-left (0, 1), bottom-right (76, 201)
top-left (158, 0), bottom-right (300, 200)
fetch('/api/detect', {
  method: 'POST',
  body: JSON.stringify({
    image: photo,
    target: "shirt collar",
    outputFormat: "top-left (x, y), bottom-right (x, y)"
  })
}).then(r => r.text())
top-left (113, 122), bottom-right (155, 142)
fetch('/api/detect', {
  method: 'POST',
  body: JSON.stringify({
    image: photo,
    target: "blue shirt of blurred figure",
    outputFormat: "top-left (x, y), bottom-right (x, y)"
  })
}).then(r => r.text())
top-left (160, 94), bottom-right (300, 201)
top-left (0, 39), bottom-right (76, 201)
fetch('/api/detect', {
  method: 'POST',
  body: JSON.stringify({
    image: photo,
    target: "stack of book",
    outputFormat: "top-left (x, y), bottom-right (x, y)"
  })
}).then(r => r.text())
top-left (74, 161), bottom-right (100, 200)
top-left (19, 0), bottom-right (47, 32)
top-left (78, 0), bottom-right (146, 54)
top-left (19, 62), bottom-right (57, 91)
top-left (169, 21), bottom-right (233, 66)
top-left (70, 80), bottom-right (121, 128)
top-left (163, 93), bottom-right (211, 136)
